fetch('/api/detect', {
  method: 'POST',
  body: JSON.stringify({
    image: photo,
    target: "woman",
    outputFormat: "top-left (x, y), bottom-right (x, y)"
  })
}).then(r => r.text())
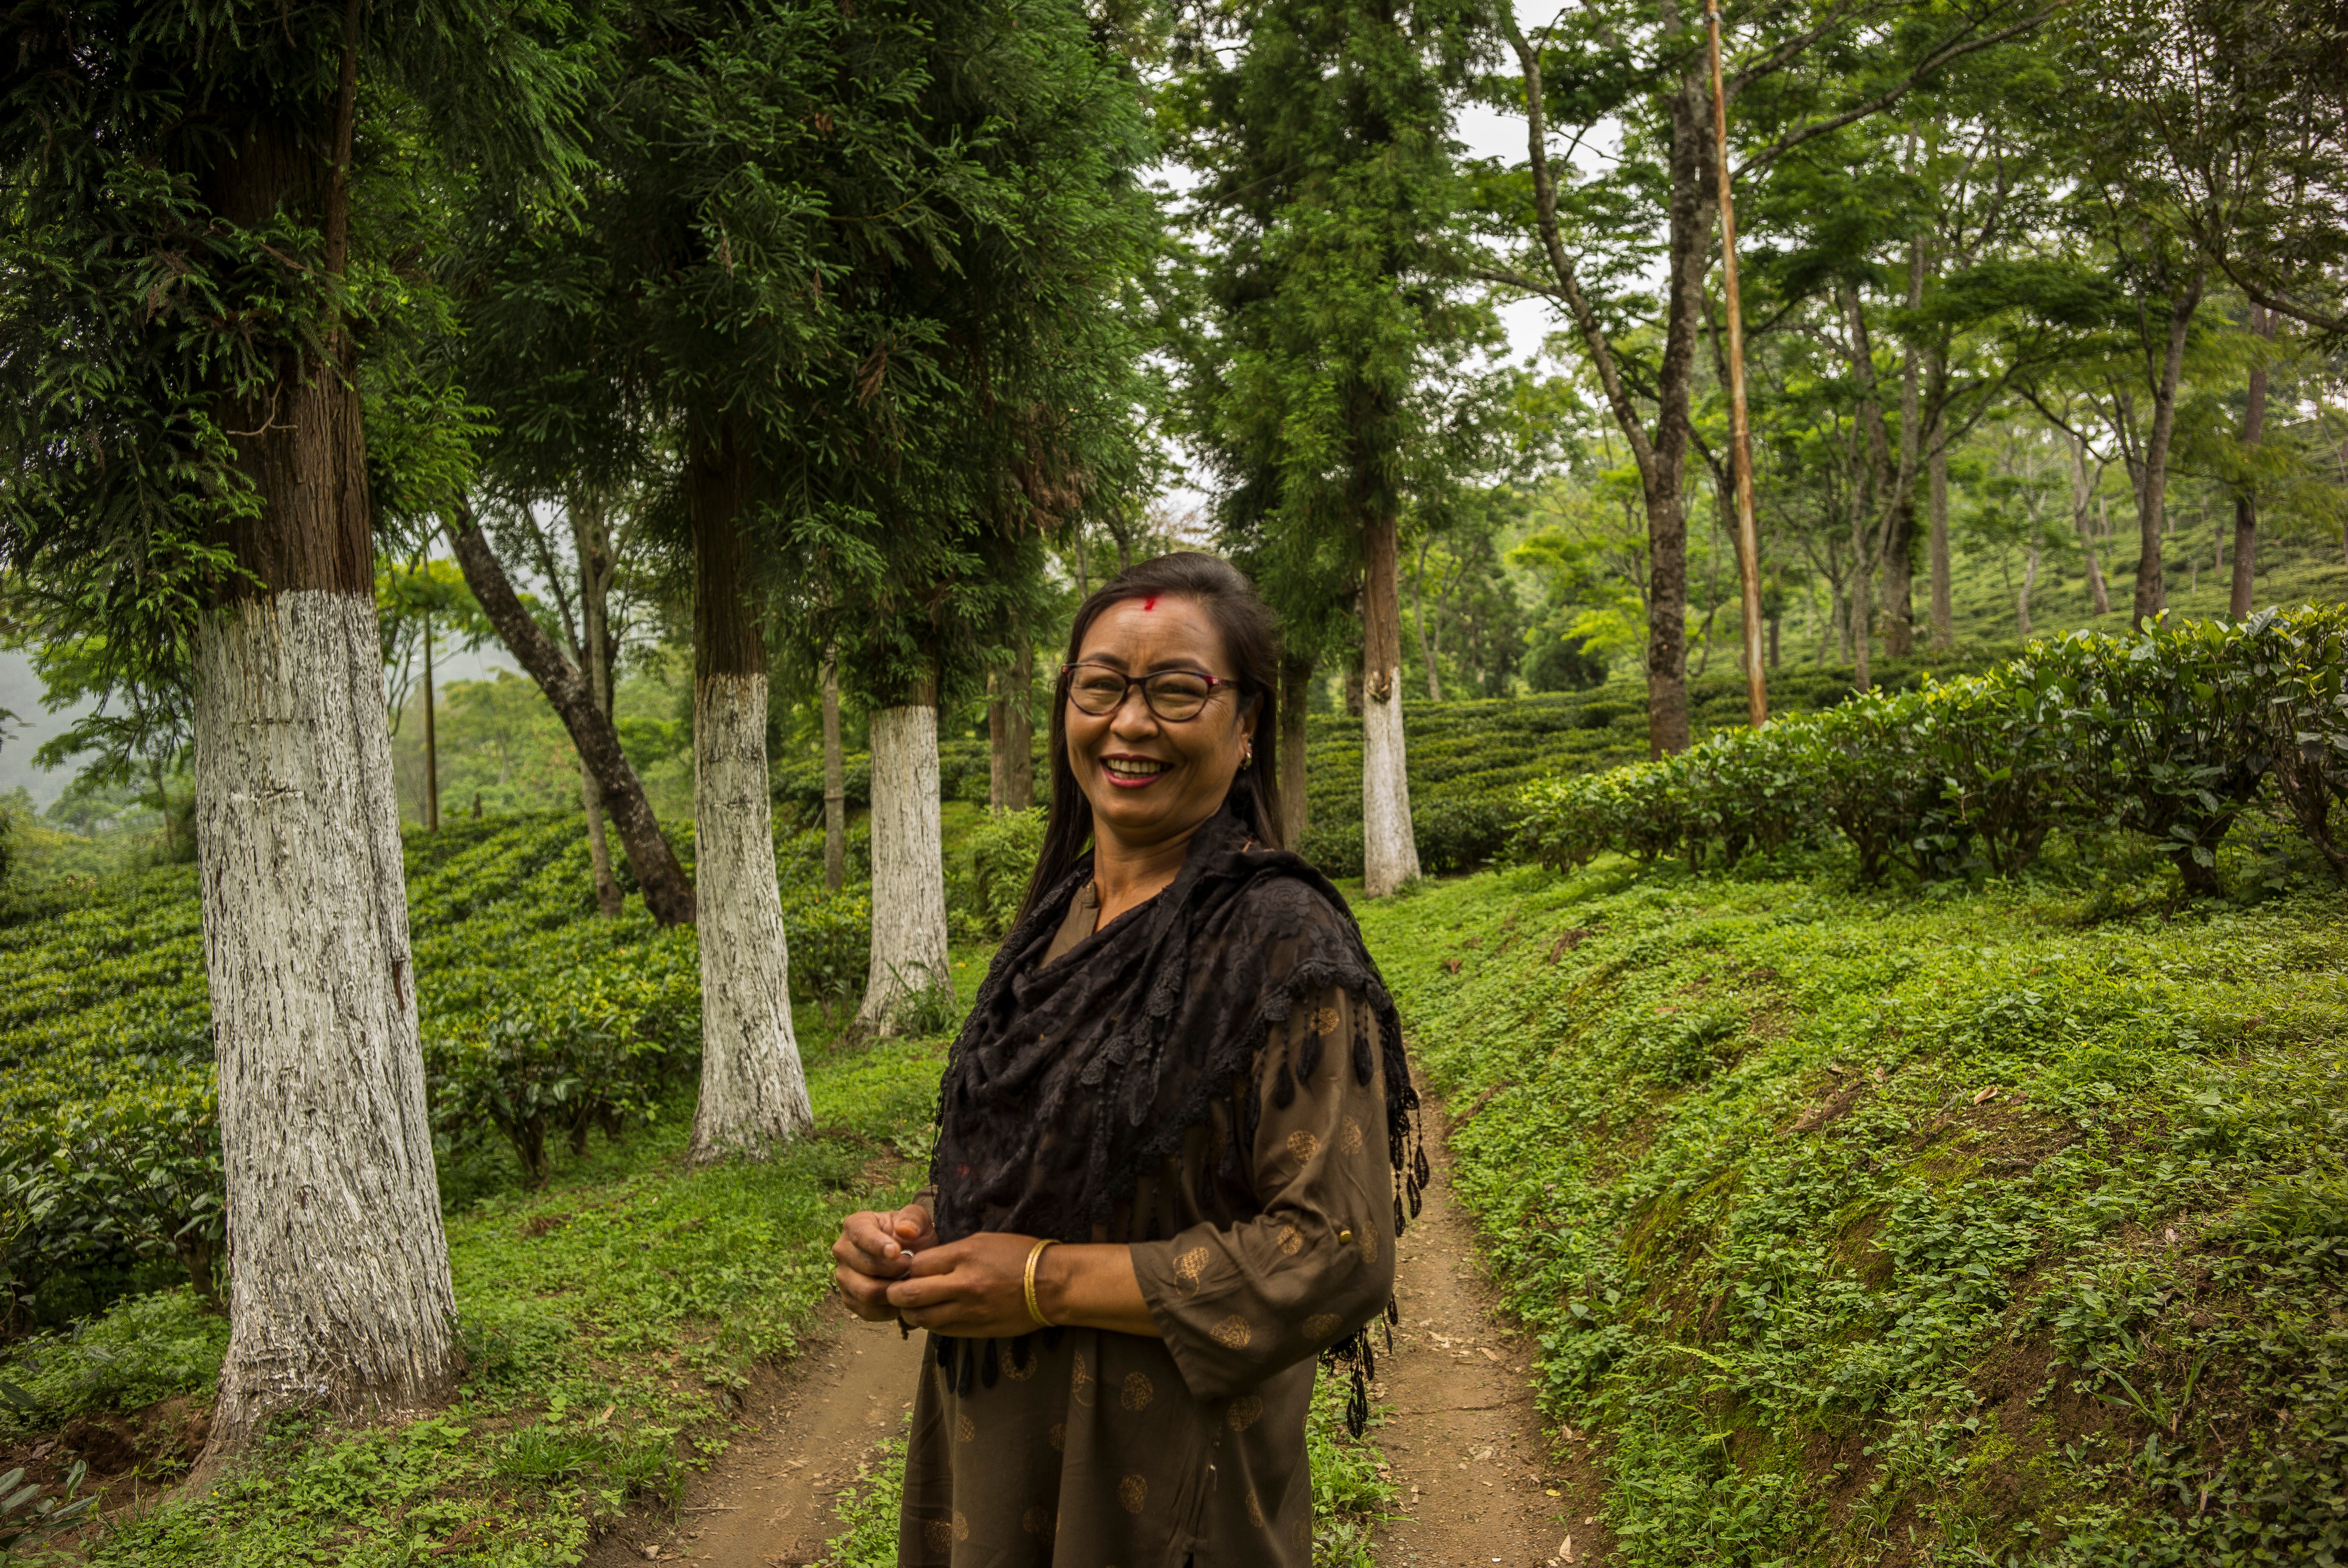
top-left (833, 552), bottom-right (1424, 1566)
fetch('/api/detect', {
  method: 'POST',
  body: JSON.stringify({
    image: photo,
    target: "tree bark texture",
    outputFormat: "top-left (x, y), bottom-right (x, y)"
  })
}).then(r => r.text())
top-left (572, 495), bottom-right (624, 918)
top-left (1360, 512), bottom-right (1421, 896)
top-left (195, 592), bottom-right (459, 1455)
top-left (822, 650), bottom-right (846, 894)
top-left (688, 423), bottom-right (810, 1161)
top-left (1279, 652), bottom-right (1313, 848)
top-left (2230, 304), bottom-right (2271, 619)
top-left (2133, 274), bottom-right (2205, 628)
top-left (1928, 407), bottom-right (1954, 649)
top-left (1412, 539), bottom-right (1443, 704)
top-left (422, 617), bottom-right (439, 831)
top-left (860, 697), bottom-right (954, 1031)
top-left (193, 103), bottom-right (459, 1460)
top-left (448, 513), bottom-right (695, 925)
top-left (1007, 642), bottom-right (1035, 811)
top-left (2071, 435), bottom-right (2112, 616)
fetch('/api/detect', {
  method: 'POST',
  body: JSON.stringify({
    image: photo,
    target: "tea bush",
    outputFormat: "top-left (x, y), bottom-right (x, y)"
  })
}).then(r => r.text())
top-left (1519, 606), bottom-right (2348, 892)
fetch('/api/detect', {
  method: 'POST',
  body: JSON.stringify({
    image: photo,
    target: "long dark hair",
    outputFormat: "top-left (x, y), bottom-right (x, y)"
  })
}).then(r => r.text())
top-left (1016, 552), bottom-right (1286, 923)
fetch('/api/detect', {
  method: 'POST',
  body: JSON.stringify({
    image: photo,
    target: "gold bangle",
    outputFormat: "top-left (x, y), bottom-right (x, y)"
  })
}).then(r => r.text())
top-left (1023, 1238), bottom-right (1060, 1329)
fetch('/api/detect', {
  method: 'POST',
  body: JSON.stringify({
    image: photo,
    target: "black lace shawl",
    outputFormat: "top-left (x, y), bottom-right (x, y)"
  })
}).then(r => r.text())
top-left (925, 808), bottom-right (1427, 1429)
top-left (931, 806), bottom-right (1422, 1247)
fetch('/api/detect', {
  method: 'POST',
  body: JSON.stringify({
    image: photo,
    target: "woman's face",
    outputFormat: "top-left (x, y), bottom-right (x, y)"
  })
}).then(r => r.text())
top-left (1065, 595), bottom-right (1254, 856)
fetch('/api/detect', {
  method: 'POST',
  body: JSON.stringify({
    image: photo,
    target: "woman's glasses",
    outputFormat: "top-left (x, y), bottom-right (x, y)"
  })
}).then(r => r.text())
top-left (1061, 663), bottom-right (1233, 722)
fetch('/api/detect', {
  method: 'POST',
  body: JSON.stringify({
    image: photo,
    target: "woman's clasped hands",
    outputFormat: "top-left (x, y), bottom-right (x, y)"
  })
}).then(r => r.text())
top-left (831, 1207), bottom-right (1055, 1340)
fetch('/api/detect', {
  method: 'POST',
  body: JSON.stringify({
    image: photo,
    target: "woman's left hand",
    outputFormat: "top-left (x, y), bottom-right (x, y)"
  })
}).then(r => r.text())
top-left (885, 1233), bottom-right (1042, 1339)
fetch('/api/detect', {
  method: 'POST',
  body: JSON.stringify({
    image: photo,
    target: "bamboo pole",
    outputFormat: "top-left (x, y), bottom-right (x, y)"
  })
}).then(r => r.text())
top-left (1705, 0), bottom-right (1768, 729)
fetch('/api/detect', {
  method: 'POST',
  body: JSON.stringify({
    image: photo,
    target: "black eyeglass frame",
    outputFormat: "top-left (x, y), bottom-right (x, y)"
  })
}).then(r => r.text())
top-left (1058, 661), bottom-right (1241, 722)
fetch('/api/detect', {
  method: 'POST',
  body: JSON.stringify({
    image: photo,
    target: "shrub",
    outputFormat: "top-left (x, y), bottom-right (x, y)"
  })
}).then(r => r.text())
top-left (1516, 606), bottom-right (2348, 892)
top-left (425, 938), bottom-right (700, 1187)
top-left (953, 808), bottom-right (1046, 940)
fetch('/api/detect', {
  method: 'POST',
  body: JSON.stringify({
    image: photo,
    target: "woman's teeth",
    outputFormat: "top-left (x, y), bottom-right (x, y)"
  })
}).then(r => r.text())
top-left (1104, 758), bottom-right (1168, 778)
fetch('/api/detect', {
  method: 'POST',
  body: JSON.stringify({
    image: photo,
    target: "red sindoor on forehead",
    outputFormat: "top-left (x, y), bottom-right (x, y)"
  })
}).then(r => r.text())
top-left (1142, 595), bottom-right (1158, 611)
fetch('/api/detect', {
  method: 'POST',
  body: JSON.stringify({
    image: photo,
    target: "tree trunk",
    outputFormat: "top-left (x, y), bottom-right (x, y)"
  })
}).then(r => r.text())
top-left (1412, 538), bottom-right (1442, 704)
top-left (194, 97), bottom-right (456, 1467)
top-left (1501, 11), bottom-right (1700, 757)
top-left (687, 419), bottom-right (811, 1162)
top-left (2132, 272), bottom-right (2206, 629)
top-left (988, 666), bottom-right (1010, 811)
top-left (1882, 501), bottom-right (1914, 658)
top-left (2018, 543), bottom-right (2039, 637)
top-left (448, 511), bottom-right (695, 926)
top-left (422, 615), bottom-right (439, 830)
top-left (821, 649), bottom-right (846, 893)
top-left (572, 493), bottom-right (623, 917)
top-left (1279, 651), bottom-right (1312, 848)
top-left (1361, 511), bottom-right (1420, 896)
top-left (2230, 303), bottom-right (2271, 620)
top-left (1928, 387), bottom-right (1954, 650)
top-left (2071, 434), bottom-right (2112, 615)
top-left (1007, 640), bottom-right (1034, 810)
top-left (860, 686), bottom-right (954, 1032)
top-left (1882, 244), bottom-right (1924, 659)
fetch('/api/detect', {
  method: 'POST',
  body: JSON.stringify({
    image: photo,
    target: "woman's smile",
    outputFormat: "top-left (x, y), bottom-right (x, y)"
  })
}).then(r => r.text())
top-left (1101, 752), bottom-right (1173, 787)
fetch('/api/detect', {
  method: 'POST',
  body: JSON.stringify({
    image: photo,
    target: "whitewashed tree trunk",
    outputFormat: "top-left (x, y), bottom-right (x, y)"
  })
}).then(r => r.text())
top-left (195, 591), bottom-right (458, 1454)
top-left (690, 673), bottom-right (812, 1160)
top-left (1361, 687), bottom-right (1420, 894)
top-left (1361, 514), bottom-right (1422, 896)
top-left (859, 701), bottom-right (954, 1032)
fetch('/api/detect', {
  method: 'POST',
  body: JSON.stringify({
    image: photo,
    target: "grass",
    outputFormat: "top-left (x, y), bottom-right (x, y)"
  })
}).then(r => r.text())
top-left (44, 1029), bottom-right (948, 1566)
top-left (1349, 822), bottom-right (2348, 1566)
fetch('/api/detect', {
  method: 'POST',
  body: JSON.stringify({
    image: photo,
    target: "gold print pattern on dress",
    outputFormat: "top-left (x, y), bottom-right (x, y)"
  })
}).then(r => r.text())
top-left (1359, 1225), bottom-right (1379, 1264)
top-left (1304, 1312), bottom-right (1343, 1341)
top-left (955, 1511), bottom-right (970, 1541)
top-left (1310, 1005), bottom-right (1341, 1037)
top-left (1211, 1315), bottom-right (1253, 1350)
top-left (955, 1412), bottom-right (975, 1443)
top-left (1276, 1223), bottom-right (1302, 1256)
top-left (1022, 1504), bottom-right (1055, 1539)
top-left (1119, 1474), bottom-right (1149, 1514)
top-left (1294, 1516), bottom-right (1312, 1550)
top-left (1072, 1350), bottom-right (1096, 1406)
top-left (924, 1519), bottom-right (954, 1552)
top-left (1340, 1116), bottom-right (1365, 1155)
top-left (1003, 1342), bottom-right (1036, 1381)
top-left (1175, 1246), bottom-right (1210, 1295)
top-left (1228, 1394), bottom-right (1264, 1431)
top-left (1120, 1371), bottom-right (1154, 1411)
top-left (1049, 1421), bottom-right (1066, 1452)
top-left (1245, 1489), bottom-right (1265, 1527)
top-left (1286, 1129), bottom-right (1321, 1163)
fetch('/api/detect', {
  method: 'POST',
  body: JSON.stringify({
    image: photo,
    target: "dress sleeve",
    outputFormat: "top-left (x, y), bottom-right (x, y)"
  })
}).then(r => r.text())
top-left (1128, 985), bottom-right (1398, 1402)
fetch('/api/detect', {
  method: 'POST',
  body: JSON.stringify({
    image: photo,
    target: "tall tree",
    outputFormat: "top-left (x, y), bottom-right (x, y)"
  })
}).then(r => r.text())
top-left (1486, 0), bottom-right (2055, 736)
top-left (1176, 0), bottom-right (1493, 894)
top-left (0, 0), bottom-right (589, 1458)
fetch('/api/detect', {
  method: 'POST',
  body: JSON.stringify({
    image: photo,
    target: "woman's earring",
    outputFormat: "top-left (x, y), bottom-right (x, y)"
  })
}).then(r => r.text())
top-left (1240, 746), bottom-right (1255, 771)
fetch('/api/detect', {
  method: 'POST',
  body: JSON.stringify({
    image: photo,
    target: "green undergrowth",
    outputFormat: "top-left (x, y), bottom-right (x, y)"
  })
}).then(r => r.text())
top-left (820, 1375), bottom-right (1396, 1568)
top-left (1354, 853), bottom-right (2348, 1567)
top-left (61, 1027), bottom-right (948, 1567)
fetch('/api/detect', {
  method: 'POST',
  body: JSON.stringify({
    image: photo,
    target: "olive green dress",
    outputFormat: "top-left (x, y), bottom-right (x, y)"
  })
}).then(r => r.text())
top-left (896, 886), bottom-right (1397, 1567)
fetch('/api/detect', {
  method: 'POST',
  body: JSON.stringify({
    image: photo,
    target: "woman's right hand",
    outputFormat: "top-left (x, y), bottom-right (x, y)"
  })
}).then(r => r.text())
top-left (832, 1203), bottom-right (937, 1322)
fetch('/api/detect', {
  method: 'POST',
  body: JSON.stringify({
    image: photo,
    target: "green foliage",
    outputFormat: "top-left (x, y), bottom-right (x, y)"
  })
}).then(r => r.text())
top-left (949, 808), bottom-right (1048, 942)
top-left (1517, 607), bottom-right (2348, 893)
top-left (1295, 650), bottom-right (1999, 877)
top-left (0, 1288), bottom-right (227, 1431)
top-left (0, 1456), bottom-right (93, 1555)
top-left (1359, 857), bottom-right (2348, 1567)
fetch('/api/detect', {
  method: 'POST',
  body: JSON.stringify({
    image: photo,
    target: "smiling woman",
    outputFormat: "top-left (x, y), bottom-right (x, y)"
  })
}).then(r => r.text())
top-left (832, 553), bottom-right (1428, 1566)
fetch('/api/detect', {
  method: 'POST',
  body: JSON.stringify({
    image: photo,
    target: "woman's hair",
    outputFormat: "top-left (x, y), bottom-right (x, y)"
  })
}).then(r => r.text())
top-left (1017, 551), bottom-right (1286, 922)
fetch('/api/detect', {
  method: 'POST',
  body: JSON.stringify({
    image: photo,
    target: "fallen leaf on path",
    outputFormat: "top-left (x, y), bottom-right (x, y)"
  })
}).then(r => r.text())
top-left (1480, 1347), bottom-right (1504, 1361)
top-left (1972, 1085), bottom-right (2002, 1104)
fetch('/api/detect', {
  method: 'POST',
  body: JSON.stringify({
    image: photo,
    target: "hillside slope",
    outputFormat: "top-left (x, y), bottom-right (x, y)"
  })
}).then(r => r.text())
top-left (1354, 857), bottom-right (2348, 1566)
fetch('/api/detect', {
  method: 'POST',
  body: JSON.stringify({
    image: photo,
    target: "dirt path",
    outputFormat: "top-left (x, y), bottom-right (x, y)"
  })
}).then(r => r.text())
top-left (1371, 1091), bottom-right (1612, 1568)
top-left (585, 1304), bottom-right (926, 1567)
top-left (607, 1077), bottom-right (1611, 1568)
